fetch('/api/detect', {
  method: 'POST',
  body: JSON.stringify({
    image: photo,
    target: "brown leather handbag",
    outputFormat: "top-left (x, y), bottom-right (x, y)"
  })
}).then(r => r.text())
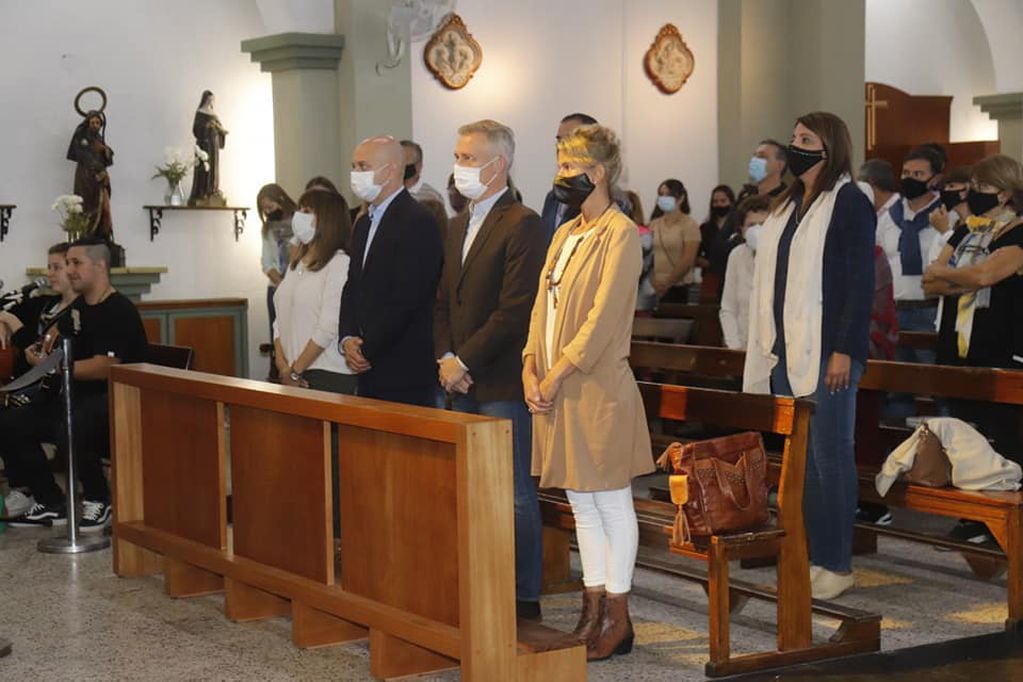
top-left (905, 421), bottom-right (951, 488)
top-left (656, 432), bottom-right (770, 545)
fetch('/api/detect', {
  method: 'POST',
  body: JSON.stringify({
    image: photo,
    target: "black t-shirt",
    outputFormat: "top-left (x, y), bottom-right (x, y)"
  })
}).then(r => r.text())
top-left (8, 294), bottom-right (62, 376)
top-left (68, 291), bottom-right (148, 396)
top-left (937, 222), bottom-right (1023, 369)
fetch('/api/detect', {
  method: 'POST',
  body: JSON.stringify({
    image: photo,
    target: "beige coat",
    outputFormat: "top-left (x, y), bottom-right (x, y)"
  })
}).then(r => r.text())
top-left (524, 208), bottom-right (654, 491)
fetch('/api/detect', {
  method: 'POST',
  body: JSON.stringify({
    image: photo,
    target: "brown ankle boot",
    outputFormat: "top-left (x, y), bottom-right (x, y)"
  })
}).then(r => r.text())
top-left (573, 588), bottom-right (605, 645)
top-left (586, 591), bottom-right (634, 661)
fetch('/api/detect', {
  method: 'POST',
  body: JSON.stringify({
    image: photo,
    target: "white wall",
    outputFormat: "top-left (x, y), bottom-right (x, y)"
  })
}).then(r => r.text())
top-left (0, 0), bottom-right (274, 378)
top-left (865, 0), bottom-right (998, 142)
top-left (972, 0), bottom-right (1023, 93)
top-left (409, 0), bottom-right (719, 225)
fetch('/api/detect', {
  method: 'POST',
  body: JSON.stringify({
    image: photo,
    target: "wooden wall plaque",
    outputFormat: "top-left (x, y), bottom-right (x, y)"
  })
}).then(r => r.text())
top-left (424, 14), bottom-right (482, 90)
top-left (644, 24), bottom-right (695, 95)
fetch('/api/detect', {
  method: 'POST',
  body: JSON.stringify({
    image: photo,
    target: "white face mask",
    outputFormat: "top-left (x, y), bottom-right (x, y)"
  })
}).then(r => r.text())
top-left (349, 164), bottom-right (390, 203)
top-left (656, 195), bottom-right (677, 213)
top-left (453, 157), bottom-right (499, 201)
top-left (292, 211), bottom-right (316, 244)
top-left (744, 224), bottom-right (763, 254)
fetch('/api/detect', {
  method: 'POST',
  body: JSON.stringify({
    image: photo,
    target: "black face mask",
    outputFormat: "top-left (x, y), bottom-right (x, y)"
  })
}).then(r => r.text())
top-left (267, 209), bottom-right (284, 221)
top-left (786, 144), bottom-right (826, 177)
top-left (710, 205), bottom-right (731, 218)
top-left (940, 189), bottom-right (964, 211)
top-left (403, 163), bottom-right (417, 181)
top-left (966, 189), bottom-right (1002, 217)
top-left (553, 173), bottom-right (596, 209)
top-left (900, 177), bottom-right (932, 201)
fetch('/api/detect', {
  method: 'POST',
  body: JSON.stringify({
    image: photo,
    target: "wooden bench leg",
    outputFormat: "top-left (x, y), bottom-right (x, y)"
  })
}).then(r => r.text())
top-left (292, 601), bottom-right (367, 649)
top-left (707, 541), bottom-right (731, 667)
top-left (368, 629), bottom-right (457, 679)
top-left (852, 526), bottom-right (878, 555)
top-left (992, 510), bottom-right (1023, 629)
top-left (113, 537), bottom-right (162, 577)
top-left (224, 578), bottom-right (290, 622)
top-left (541, 526), bottom-right (580, 594)
top-left (165, 557), bottom-right (223, 597)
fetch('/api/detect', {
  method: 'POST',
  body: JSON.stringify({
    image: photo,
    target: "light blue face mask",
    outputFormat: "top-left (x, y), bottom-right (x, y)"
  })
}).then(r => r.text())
top-left (748, 156), bottom-right (768, 183)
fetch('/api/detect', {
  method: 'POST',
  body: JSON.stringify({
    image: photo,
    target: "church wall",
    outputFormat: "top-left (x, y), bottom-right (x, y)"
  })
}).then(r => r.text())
top-left (865, 0), bottom-right (999, 143)
top-left (408, 0), bottom-right (720, 227)
top-left (0, 0), bottom-right (275, 378)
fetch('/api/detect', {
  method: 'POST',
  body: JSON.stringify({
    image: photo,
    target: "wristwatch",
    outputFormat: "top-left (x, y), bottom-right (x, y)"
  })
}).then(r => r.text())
top-left (289, 367), bottom-right (303, 383)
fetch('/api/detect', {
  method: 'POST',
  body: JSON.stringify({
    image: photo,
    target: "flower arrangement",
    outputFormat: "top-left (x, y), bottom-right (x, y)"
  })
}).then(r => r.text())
top-left (152, 146), bottom-right (205, 185)
top-left (51, 194), bottom-right (91, 236)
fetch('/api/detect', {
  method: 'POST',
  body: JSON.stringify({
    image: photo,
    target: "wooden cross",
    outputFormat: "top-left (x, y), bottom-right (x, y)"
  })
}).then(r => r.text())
top-left (865, 84), bottom-right (889, 152)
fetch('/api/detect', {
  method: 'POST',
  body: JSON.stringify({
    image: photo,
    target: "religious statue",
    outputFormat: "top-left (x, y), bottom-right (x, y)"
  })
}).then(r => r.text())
top-left (67, 87), bottom-right (114, 238)
top-left (188, 90), bottom-right (229, 207)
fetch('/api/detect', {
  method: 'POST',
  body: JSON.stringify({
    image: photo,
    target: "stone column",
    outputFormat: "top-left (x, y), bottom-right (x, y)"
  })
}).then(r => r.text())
top-left (974, 92), bottom-right (1023, 163)
top-left (241, 32), bottom-right (345, 195)
top-left (718, 0), bottom-right (866, 190)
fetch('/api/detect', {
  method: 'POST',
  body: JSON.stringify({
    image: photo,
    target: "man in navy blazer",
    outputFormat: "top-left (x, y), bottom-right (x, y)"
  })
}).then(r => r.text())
top-left (539, 112), bottom-right (598, 244)
top-left (340, 136), bottom-right (442, 406)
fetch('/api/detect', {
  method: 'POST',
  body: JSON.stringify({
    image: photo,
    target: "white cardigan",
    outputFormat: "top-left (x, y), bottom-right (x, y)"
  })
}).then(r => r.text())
top-left (743, 177), bottom-right (850, 397)
top-left (273, 251), bottom-right (353, 374)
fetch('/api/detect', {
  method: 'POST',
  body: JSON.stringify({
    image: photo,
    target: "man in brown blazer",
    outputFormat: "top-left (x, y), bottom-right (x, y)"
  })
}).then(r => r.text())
top-left (433, 119), bottom-right (547, 621)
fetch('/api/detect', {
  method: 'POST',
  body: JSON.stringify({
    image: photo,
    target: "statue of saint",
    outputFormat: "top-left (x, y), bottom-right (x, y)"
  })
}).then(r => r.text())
top-left (188, 90), bottom-right (229, 207)
top-left (67, 88), bottom-right (114, 238)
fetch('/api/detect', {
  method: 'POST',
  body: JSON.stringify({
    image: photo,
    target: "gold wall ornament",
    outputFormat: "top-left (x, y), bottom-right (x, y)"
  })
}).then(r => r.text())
top-left (423, 13), bottom-right (482, 90)
top-left (644, 24), bottom-right (695, 95)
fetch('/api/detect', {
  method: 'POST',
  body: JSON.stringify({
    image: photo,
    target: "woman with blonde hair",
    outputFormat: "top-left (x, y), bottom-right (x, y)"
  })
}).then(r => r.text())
top-left (257, 183), bottom-right (297, 380)
top-left (523, 124), bottom-right (653, 660)
top-left (744, 111), bottom-right (875, 600)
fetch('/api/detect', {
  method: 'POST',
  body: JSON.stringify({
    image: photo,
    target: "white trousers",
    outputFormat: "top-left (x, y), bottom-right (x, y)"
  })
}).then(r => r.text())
top-left (565, 486), bottom-right (639, 594)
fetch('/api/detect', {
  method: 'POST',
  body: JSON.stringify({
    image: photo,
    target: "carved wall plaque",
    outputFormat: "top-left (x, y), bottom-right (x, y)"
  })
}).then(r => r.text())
top-left (424, 14), bottom-right (483, 90)
top-left (644, 24), bottom-right (695, 95)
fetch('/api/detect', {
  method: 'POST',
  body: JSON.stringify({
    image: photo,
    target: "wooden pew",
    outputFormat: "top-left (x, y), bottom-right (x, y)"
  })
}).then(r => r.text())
top-left (631, 317), bottom-right (694, 344)
top-left (540, 382), bottom-right (880, 677)
top-left (627, 341), bottom-right (1023, 632)
top-left (110, 364), bottom-right (585, 680)
top-left (653, 303), bottom-right (724, 347)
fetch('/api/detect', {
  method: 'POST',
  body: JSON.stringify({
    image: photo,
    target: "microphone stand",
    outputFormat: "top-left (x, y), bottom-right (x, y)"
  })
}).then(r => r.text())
top-left (38, 335), bottom-right (110, 554)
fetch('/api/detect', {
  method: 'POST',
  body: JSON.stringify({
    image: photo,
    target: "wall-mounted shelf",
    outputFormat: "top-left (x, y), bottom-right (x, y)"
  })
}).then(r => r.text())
top-left (142, 205), bottom-right (249, 242)
top-left (0, 204), bottom-right (15, 242)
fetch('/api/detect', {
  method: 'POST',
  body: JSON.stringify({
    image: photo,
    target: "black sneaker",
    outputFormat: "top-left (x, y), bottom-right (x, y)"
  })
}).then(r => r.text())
top-left (80, 500), bottom-right (112, 533)
top-left (948, 520), bottom-right (994, 545)
top-left (9, 501), bottom-right (67, 527)
top-left (516, 599), bottom-right (542, 622)
top-left (855, 503), bottom-right (893, 526)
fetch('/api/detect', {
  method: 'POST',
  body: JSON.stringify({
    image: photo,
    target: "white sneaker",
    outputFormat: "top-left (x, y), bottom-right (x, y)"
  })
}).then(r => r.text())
top-left (812, 568), bottom-right (854, 600)
top-left (3, 489), bottom-right (36, 518)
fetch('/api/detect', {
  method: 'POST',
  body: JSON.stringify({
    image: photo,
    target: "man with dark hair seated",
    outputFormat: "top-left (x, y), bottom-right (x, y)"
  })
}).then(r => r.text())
top-left (4, 236), bottom-right (147, 530)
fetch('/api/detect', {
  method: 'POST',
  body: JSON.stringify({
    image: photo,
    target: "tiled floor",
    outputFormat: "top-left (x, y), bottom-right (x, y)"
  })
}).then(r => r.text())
top-left (0, 507), bottom-right (1016, 680)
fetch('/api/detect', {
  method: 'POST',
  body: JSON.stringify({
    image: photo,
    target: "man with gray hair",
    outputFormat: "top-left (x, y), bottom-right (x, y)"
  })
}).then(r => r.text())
top-left (433, 119), bottom-right (547, 621)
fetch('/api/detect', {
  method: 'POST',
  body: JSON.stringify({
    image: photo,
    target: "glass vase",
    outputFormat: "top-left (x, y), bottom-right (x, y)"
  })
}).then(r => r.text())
top-left (165, 181), bottom-right (185, 206)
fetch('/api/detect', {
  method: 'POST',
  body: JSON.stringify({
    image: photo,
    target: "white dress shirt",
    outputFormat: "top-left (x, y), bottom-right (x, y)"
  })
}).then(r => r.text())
top-left (462, 186), bottom-right (508, 262)
top-left (273, 251), bottom-right (353, 374)
top-left (875, 194), bottom-right (949, 301)
top-left (719, 244), bottom-right (755, 350)
top-left (363, 187), bottom-right (402, 266)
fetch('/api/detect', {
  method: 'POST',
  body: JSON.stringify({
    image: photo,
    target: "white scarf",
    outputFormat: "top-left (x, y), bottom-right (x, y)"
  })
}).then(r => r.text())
top-left (743, 176), bottom-right (850, 397)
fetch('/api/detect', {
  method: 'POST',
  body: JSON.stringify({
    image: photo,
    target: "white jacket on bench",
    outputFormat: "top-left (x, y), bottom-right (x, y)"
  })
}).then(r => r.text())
top-left (876, 418), bottom-right (1022, 496)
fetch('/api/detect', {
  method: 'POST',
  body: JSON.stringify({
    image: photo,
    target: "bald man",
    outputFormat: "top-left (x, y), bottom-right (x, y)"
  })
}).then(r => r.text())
top-left (339, 136), bottom-right (443, 406)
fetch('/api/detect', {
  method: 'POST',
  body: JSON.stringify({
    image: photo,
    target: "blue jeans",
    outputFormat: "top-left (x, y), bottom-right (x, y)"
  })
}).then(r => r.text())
top-left (772, 357), bottom-right (863, 572)
top-left (447, 392), bottom-right (543, 602)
